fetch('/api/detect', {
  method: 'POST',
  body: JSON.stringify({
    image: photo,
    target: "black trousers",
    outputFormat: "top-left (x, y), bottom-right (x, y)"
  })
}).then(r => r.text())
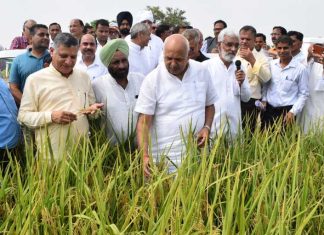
top-left (241, 98), bottom-right (259, 133)
top-left (260, 104), bottom-right (293, 130)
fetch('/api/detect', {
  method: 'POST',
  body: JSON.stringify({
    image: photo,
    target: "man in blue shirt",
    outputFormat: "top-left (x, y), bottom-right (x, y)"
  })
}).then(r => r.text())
top-left (9, 24), bottom-right (50, 105)
top-left (0, 78), bottom-right (21, 169)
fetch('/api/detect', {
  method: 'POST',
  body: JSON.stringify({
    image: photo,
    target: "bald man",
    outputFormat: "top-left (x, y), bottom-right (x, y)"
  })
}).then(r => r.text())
top-left (92, 39), bottom-right (145, 145)
top-left (69, 19), bottom-right (84, 40)
top-left (75, 34), bottom-right (107, 81)
top-left (10, 19), bottom-right (37, 49)
top-left (135, 34), bottom-right (216, 175)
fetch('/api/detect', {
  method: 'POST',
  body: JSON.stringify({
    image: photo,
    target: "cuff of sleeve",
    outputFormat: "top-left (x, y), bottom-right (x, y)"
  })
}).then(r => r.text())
top-left (289, 108), bottom-right (296, 116)
top-left (45, 112), bottom-right (53, 124)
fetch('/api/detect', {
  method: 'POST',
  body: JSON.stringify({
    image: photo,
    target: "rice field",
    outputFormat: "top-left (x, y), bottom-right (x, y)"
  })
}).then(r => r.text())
top-left (0, 124), bottom-right (323, 234)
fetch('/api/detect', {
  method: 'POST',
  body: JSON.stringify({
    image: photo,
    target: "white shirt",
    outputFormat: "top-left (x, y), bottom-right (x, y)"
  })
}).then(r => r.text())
top-left (292, 51), bottom-right (307, 66)
top-left (263, 58), bottom-right (309, 115)
top-left (203, 55), bottom-right (251, 139)
top-left (300, 62), bottom-right (324, 132)
top-left (127, 40), bottom-right (152, 76)
top-left (135, 60), bottom-right (217, 168)
top-left (147, 34), bottom-right (163, 70)
top-left (75, 55), bottom-right (108, 81)
top-left (92, 72), bottom-right (144, 144)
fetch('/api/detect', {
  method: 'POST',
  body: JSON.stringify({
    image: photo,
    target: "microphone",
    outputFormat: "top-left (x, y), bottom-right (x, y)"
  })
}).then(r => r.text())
top-left (235, 60), bottom-right (241, 71)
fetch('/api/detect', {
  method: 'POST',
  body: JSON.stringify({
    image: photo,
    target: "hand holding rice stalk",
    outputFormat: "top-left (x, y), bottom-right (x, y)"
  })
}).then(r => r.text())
top-left (79, 103), bottom-right (104, 118)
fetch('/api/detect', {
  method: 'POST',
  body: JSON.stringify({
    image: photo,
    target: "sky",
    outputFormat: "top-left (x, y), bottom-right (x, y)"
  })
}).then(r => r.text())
top-left (1, 0), bottom-right (323, 48)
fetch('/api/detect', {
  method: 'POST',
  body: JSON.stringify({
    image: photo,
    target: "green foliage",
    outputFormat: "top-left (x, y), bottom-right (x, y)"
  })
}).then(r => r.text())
top-left (0, 123), bottom-right (323, 233)
top-left (146, 6), bottom-right (190, 26)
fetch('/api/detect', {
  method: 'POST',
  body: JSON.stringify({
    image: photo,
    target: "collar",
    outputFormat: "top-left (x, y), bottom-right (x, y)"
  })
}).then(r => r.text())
top-left (49, 63), bottom-right (74, 78)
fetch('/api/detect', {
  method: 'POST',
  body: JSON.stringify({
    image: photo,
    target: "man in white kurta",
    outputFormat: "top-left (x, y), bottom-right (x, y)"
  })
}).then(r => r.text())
top-left (204, 29), bottom-right (251, 139)
top-left (93, 38), bottom-right (144, 144)
top-left (135, 35), bottom-right (216, 174)
top-left (18, 33), bottom-right (103, 159)
top-left (300, 61), bottom-right (324, 133)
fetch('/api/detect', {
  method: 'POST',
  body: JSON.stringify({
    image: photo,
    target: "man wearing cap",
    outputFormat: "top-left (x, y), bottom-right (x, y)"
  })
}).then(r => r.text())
top-left (92, 39), bottom-right (144, 145)
top-left (136, 10), bottom-right (164, 70)
top-left (75, 34), bottom-right (108, 82)
top-left (117, 11), bottom-right (133, 39)
top-left (18, 33), bottom-right (103, 160)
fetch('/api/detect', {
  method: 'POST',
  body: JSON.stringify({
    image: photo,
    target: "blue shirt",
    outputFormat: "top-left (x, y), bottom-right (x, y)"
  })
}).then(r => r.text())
top-left (9, 48), bottom-right (49, 92)
top-left (0, 78), bottom-right (21, 149)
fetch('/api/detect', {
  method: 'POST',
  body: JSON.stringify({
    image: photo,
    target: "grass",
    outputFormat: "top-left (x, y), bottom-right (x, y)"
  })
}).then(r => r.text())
top-left (0, 122), bottom-right (323, 234)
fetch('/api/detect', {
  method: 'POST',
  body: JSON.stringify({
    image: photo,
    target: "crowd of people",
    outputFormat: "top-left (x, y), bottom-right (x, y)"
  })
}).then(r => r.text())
top-left (1, 9), bottom-right (324, 174)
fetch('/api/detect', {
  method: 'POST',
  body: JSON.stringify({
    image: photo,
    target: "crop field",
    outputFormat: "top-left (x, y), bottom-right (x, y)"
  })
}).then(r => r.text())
top-left (0, 125), bottom-right (323, 234)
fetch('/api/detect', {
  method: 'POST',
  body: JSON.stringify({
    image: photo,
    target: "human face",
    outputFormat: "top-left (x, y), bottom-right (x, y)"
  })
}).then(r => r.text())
top-left (164, 43), bottom-right (189, 78)
top-left (188, 40), bottom-right (199, 59)
top-left (49, 24), bottom-right (61, 40)
top-left (255, 36), bottom-right (265, 51)
top-left (239, 30), bottom-right (255, 50)
top-left (86, 27), bottom-right (95, 36)
top-left (289, 35), bottom-right (302, 55)
top-left (219, 35), bottom-right (239, 63)
top-left (69, 19), bottom-right (83, 38)
top-left (32, 28), bottom-right (50, 51)
top-left (80, 34), bottom-right (96, 58)
top-left (119, 20), bottom-right (130, 36)
top-left (276, 42), bottom-right (292, 61)
top-left (96, 24), bottom-right (109, 43)
top-left (271, 28), bottom-right (282, 44)
top-left (214, 23), bottom-right (225, 38)
top-left (23, 20), bottom-right (36, 40)
top-left (140, 31), bottom-right (151, 48)
top-left (50, 45), bottom-right (78, 77)
top-left (108, 28), bottom-right (120, 40)
top-left (108, 51), bottom-right (129, 80)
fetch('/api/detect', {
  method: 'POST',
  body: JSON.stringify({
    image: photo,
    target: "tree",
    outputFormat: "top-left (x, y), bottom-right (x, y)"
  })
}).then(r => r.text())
top-left (146, 6), bottom-right (190, 26)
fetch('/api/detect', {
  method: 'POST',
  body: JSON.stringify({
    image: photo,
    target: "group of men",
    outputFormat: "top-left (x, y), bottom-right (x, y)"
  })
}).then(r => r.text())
top-left (1, 10), bottom-right (324, 174)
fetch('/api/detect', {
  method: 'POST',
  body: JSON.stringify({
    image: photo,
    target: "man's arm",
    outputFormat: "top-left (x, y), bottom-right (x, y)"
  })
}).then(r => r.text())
top-left (9, 83), bottom-right (22, 104)
top-left (136, 113), bottom-right (153, 176)
top-left (196, 104), bottom-right (215, 147)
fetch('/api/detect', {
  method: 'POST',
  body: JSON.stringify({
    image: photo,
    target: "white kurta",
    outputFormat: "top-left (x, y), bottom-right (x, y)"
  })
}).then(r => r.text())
top-left (18, 65), bottom-right (96, 159)
top-left (135, 60), bottom-right (217, 168)
top-left (75, 55), bottom-right (108, 81)
top-left (127, 40), bottom-right (152, 76)
top-left (203, 55), bottom-right (251, 139)
top-left (300, 62), bottom-right (324, 133)
top-left (92, 72), bottom-right (144, 144)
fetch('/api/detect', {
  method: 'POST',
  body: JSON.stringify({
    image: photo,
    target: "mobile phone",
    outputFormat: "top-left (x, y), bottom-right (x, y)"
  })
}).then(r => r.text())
top-left (313, 44), bottom-right (324, 55)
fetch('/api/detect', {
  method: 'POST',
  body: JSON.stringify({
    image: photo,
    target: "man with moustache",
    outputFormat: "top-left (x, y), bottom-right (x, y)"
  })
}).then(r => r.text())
top-left (9, 24), bottom-right (50, 105)
top-left (92, 39), bottom-right (144, 145)
top-left (203, 29), bottom-right (251, 140)
top-left (117, 11), bottom-right (133, 39)
top-left (237, 25), bottom-right (271, 133)
top-left (75, 34), bottom-right (107, 82)
top-left (261, 36), bottom-right (308, 130)
top-left (18, 33), bottom-right (103, 160)
top-left (268, 26), bottom-right (287, 59)
top-left (48, 22), bottom-right (62, 48)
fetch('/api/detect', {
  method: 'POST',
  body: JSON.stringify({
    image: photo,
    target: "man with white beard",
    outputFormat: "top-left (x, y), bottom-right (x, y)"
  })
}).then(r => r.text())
top-left (203, 29), bottom-right (251, 140)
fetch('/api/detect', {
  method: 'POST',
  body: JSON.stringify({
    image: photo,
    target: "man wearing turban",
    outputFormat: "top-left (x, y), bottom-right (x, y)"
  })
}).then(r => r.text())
top-left (92, 39), bottom-right (145, 145)
top-left (117, 11), bottom-right (133, 39)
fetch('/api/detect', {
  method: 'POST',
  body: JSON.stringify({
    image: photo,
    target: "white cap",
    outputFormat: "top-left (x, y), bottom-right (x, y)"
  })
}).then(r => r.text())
top-left (136, 10), bottom-right (154, 24)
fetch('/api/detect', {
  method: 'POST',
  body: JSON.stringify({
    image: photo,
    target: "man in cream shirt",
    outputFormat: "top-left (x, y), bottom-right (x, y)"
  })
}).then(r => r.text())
top-left (92, 39), bottom-right (144, 145)
top-left (237, 25), bottom-right (271, 133)
top-left (18, 33), bottom-right (103, 159)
